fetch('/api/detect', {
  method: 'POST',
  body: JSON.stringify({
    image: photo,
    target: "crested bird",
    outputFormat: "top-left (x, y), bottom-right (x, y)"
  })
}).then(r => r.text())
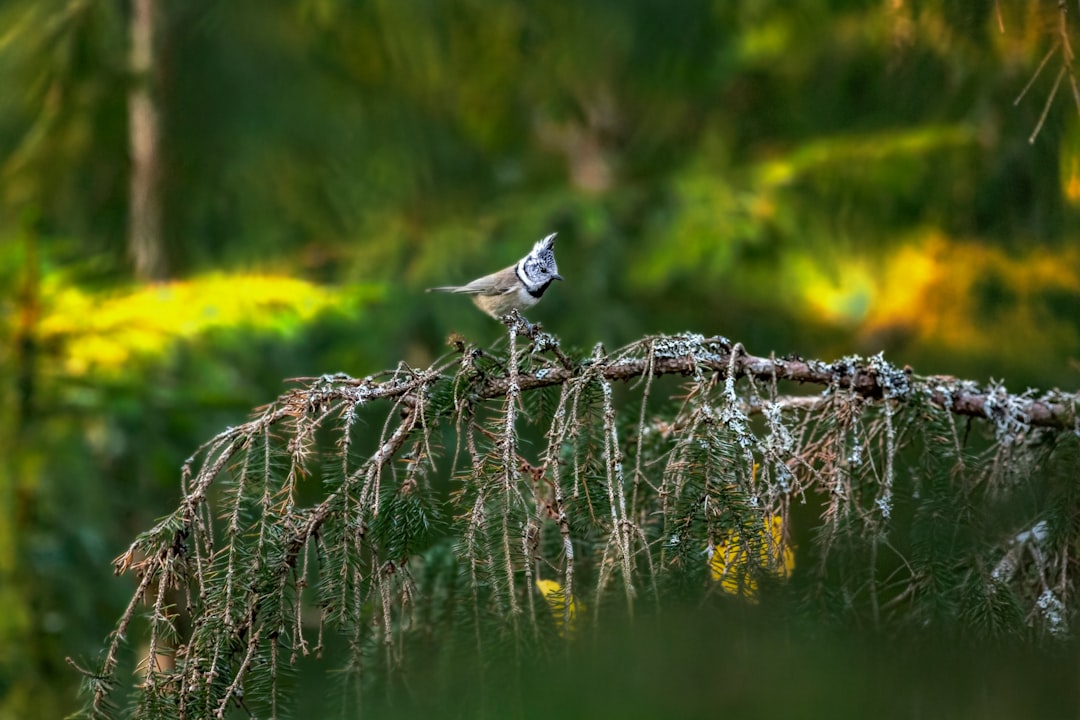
top-left (428, 233), bottom-right (562, 319)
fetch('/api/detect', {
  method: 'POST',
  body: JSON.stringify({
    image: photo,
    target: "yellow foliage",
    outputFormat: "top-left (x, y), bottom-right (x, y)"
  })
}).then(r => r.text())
top-left (710, 514), bottom-right (795, 600)
top-left (791, 255), bottom-right (876, 326)
top-left (1064, 153), bottom-right (1080, 206)
top-left (36, 274), bottom-right (363, 377)
top-left (860, 233), bottom-right (1080, 355)
top-left (789, 231), bottom-right (1080, 362)
top-left (536, 578), bottom-right (580, 636)
top-left (1060, 124), bottom-right (1080, 207)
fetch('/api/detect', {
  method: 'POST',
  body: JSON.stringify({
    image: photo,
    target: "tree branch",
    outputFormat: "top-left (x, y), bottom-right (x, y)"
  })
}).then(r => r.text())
top-left (472, 335), bottom-right (1077, 431)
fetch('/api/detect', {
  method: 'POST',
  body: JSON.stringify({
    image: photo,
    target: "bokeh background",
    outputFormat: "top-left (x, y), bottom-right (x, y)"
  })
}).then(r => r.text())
top-left (1, 1), bottom-right (1079, 716)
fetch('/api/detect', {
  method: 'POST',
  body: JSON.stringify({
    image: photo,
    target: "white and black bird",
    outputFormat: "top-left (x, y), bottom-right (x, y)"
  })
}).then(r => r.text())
top-left (428, 233), bottom-right (562, 319)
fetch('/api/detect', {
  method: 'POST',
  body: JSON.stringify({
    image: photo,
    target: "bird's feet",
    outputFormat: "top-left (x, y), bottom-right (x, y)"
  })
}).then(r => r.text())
top-left (501, 309), bottom-right (537, 338)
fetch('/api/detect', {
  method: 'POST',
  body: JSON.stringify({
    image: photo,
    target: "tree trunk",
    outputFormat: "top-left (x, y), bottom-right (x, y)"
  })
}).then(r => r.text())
top-left (127, 0), bottom-right (166, 280)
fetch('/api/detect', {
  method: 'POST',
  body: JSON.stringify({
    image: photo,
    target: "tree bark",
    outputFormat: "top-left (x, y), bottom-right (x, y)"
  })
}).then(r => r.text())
top-left (128, 0), bottom-right (166, 280)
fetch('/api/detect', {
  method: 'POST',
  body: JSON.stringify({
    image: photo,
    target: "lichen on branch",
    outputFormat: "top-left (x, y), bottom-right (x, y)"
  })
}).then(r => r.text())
top-left (79, 329), bottom-right (1080, 719)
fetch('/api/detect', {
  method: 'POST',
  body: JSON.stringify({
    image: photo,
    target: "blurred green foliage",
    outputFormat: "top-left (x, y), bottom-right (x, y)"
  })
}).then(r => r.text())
top-left (0, 0), bottom-right (1078, 716)
top-left (352, 602), bottom-right (1078, 720)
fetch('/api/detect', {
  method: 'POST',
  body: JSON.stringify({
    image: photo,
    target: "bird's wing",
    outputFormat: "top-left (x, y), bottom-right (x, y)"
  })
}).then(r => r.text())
top-left (429, 266), bottom-right (518, 295)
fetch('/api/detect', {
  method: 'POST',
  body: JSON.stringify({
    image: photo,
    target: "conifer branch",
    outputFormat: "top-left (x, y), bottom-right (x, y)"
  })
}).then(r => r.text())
top-left (85, 331), bottom-right (1080, 719)
top-left (473, 335), bottom-right (1077, 431)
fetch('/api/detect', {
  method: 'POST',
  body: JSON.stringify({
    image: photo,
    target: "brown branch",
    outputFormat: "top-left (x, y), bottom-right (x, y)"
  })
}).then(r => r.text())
top-left (471, 337), bottom-right (1076, 430)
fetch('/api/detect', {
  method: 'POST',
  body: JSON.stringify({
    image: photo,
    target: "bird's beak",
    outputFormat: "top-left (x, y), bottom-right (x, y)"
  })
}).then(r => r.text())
top-left (553, 273), bottom-right (564, 281)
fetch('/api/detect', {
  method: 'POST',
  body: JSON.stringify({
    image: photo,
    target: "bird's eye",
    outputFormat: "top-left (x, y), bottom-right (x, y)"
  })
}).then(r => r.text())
top-left (541, 267), bottom-right (548, 274)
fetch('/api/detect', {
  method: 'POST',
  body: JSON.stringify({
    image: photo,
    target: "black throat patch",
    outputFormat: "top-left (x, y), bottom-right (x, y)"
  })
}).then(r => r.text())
top-left (516, 265), bottom-right (552, 299)
top-left (526, 280), bottom-right (552, 299)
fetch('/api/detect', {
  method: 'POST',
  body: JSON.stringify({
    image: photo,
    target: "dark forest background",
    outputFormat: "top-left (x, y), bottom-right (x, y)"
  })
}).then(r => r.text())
top-left (1, 1), bottom-right (1079, 717)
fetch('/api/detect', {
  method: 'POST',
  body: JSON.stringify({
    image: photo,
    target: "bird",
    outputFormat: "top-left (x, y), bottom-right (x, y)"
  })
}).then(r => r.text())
top-left (428, 233), bottom-right (563, 320)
